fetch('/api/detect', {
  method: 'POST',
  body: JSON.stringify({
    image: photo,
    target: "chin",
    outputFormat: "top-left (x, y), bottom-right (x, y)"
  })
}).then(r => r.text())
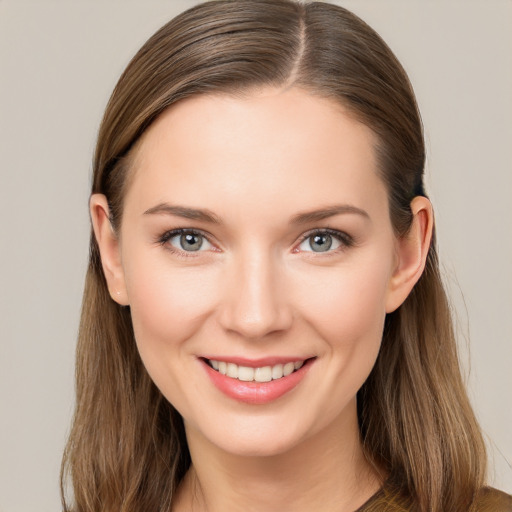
top-left (210, 431), bottom-right (304, 458)
top-left (185, 406), bottom-right (325, 459)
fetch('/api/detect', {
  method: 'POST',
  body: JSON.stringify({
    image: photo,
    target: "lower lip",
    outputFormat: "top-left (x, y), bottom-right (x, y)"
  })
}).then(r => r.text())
top-left (201, 359), bottom-right (314, 405)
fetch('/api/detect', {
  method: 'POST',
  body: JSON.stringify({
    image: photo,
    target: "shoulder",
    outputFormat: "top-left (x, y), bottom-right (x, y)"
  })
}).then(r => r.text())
top-left (355, 480), bottom-right (413, 512)
top-left (473, 487), bottom-right (512, 512)
top-left (357, 484), bottom-right (512, 512)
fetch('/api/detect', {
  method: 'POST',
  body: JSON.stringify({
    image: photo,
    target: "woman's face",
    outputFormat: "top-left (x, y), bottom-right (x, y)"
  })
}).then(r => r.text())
top-left (98, 87), bottom-right (413, 456)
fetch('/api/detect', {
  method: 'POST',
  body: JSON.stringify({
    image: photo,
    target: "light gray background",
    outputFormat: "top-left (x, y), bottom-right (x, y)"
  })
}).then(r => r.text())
top-left (0, 1), bottom-right (510, 510)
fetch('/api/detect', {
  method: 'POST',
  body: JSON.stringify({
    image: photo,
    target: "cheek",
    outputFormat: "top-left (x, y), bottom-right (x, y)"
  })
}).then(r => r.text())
top-left (123, 252), bottom-right (219, 359)
top-left (123, 252), bottom-right (223, 413)
top-left (290, 254), bottom-right (392, 410)
top-left (295, 258), bottom-right (391, 345)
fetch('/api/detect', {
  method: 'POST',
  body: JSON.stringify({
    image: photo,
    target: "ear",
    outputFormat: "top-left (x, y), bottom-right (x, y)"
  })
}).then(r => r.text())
top-left (90, 194), bottom-right (129, 306)
top-left (385, 196), bottom-right (434, 313)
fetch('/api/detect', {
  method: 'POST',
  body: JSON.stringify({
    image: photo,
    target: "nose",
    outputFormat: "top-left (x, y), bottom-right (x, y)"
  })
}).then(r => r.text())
top-left (217, 249), bottom-right (293, 340)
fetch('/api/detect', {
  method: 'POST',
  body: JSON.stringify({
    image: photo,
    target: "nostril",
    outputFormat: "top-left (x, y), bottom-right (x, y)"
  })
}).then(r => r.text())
top-left (216, 263), bottom-right (293, 339)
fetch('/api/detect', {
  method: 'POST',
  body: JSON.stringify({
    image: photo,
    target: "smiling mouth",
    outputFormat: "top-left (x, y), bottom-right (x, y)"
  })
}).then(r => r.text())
top-left (205, 359), bottom-right (308, 383)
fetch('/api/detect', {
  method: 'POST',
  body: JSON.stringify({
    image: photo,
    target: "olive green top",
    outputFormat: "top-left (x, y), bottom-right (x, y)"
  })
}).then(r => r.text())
top-left (355, 484), bottom-right (512, 511)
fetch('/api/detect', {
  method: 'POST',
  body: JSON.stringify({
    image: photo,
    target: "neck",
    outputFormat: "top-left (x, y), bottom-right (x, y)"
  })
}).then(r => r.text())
top-left (173, 399), bottom-right (383, 512)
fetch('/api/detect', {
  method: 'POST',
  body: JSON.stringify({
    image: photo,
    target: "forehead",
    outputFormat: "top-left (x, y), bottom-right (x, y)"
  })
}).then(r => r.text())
top-left (124, 87), bottom-right (388, 223)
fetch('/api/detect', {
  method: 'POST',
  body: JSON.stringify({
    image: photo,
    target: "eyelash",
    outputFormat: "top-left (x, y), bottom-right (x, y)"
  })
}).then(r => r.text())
top-left (296, 228), bottom-right (355, 255)
top-left (156, 227), bottom-right (354, 258)
top-left (156, 228), bottom-right (215, 259)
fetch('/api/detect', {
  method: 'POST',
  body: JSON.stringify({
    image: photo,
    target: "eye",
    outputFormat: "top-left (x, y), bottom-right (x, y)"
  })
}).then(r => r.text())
top-left (160, 229), bottom-right (214, 253)
top-left (297, 229), bottom-right (352, 253)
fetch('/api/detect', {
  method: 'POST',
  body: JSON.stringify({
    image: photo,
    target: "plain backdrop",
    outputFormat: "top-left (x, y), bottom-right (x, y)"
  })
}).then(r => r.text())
top-left (0, 1), bottom-right (511, 511)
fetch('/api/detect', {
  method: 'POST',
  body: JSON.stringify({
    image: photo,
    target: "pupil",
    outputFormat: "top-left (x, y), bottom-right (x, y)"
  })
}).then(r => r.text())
top-left (181, 233), bottom-right (202, 251)
top-left (311, 234), bottom-right (332, 252)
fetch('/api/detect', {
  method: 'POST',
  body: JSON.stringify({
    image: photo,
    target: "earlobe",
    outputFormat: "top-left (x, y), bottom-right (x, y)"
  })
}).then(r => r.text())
top-left (89, 194), bottom-right (129, 306)
top-left (385, 196), bottom-right (433, 313)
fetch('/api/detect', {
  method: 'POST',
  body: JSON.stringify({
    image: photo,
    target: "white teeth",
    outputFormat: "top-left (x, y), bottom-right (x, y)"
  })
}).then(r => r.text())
top-left (271, 364), bottom-right (283, 380)
top-left (238, 366), bottom-right (254, 381)
top-left (254, 366), bottom-right (272, 382)
top-left (226, 363), bottom-right (238, 378)
top-left (208, 359), bottom-right (306, 382)
top-left (283, 362), bottom-right (295, 376)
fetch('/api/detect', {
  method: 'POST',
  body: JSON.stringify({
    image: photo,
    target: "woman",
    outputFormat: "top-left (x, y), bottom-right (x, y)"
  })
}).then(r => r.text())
top-left (61, 1), bottom-right (512, 511)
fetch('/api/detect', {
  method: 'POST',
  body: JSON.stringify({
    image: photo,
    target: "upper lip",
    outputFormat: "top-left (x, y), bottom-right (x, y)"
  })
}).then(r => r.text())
top-left (200, 356), bottom-right (315, 368)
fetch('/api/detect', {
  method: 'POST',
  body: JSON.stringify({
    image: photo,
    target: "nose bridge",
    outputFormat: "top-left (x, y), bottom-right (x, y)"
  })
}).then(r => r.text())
top-left (219, 243), bottom-right (291, 339)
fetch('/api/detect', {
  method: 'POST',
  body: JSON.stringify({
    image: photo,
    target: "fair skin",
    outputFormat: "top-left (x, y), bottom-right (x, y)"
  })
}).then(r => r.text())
top-left (91, 86), bottom-right (433, 512)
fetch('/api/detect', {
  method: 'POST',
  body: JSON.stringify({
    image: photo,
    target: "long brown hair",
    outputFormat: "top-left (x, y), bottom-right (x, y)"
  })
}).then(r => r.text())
top-left (61, 1), bottom-right (487, 511)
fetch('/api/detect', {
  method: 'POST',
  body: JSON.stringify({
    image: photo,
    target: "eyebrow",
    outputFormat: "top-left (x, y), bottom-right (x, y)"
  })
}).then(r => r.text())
top-left (143, 203), bottom-right (221, 223)
top-left (143, 203), bottom-right (369, 225)
top-left (289, 204), bottom-right (370, 225)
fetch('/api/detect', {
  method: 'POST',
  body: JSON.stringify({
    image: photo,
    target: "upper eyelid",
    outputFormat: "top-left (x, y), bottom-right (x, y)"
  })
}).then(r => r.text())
top-left (156, 228), bottom-right (214, 249)
top-left (295, 228), bottom-right (353, 252)
top-left (160, 227), bottom-right (214, 241)
top-left (296, 227), bottom-right (352, 243)
top-left (158, 228), bottom-right (217, 256)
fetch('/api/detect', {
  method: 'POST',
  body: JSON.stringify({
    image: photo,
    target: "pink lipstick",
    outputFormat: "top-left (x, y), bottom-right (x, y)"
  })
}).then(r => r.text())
top-left (200, 357), bottom-right (314, 405)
